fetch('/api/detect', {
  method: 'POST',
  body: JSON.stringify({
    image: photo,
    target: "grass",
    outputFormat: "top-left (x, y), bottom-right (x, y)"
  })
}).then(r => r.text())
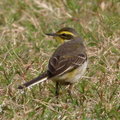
top-left (0, 0), bottom-right (120, 119)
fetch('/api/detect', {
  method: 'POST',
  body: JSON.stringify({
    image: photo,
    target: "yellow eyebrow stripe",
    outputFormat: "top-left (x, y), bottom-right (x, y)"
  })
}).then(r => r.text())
top-left (58, 31), bottom-right (75, 36)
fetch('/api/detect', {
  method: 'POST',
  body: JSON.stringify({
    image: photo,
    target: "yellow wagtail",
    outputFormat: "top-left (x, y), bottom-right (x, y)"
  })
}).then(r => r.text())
top-left (18, 27), bottom-right (88, 96)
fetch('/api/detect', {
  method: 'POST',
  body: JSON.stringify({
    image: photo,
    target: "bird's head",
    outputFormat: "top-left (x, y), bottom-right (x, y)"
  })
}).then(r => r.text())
top-left (46, 27), bottom-right (78, 43)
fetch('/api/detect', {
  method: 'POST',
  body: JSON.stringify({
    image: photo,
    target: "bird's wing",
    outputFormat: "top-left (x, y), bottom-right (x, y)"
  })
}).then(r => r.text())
top-left (48, 53), bottom-right (87, 77)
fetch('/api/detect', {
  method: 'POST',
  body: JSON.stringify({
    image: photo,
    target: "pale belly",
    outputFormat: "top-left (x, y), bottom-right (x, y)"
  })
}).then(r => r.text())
top-left (52, 61), bottom-right (88, 84)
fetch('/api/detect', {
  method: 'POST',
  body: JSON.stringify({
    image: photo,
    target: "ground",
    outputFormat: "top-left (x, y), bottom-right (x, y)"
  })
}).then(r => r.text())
top-left (0, 0), bottom-right (120, 120)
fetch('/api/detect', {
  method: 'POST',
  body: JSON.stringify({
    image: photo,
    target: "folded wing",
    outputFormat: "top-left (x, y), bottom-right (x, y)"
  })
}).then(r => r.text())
top-left (48, 53), bottom-right (87, 78)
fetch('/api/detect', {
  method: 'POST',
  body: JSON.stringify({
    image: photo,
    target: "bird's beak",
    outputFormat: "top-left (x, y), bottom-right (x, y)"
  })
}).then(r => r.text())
top-left (46, 33), bottom-right (64, 43)
top-left (45, 33), bottom-right (58, 36)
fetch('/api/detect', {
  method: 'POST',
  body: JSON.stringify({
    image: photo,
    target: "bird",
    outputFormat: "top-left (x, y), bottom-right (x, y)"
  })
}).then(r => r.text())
top-left (18, 27), bottom-right (88, 97)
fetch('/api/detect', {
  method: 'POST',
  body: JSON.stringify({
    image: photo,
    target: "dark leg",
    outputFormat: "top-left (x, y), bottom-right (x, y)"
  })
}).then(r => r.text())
top-left (55, 82), bottom-right (59, 98)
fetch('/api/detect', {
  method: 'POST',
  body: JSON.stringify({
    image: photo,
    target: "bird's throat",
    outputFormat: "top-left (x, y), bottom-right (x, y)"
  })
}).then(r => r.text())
top-left (54, 36), bottom-right (64, 43)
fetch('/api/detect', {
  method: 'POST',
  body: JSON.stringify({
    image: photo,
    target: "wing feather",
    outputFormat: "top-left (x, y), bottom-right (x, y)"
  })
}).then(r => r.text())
top-left (48, 53), bottom-right (87, 77)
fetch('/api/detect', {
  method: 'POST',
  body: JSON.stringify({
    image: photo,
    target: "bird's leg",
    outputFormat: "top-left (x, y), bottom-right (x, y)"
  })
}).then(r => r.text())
top-left (55, 82), bottom-right (59, 98)
top-left (68, 84), bottom-right (74, 100)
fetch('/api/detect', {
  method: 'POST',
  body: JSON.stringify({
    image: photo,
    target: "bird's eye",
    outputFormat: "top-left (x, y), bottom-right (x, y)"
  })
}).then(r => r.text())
top-left (61, 33), bottom-right (66, 36)
top-left (60, 33), bottom-right (73, 40)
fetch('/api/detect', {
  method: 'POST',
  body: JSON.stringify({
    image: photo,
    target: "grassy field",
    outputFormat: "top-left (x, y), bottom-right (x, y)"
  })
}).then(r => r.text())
top-left (0, 0), bottom-right (120, 119)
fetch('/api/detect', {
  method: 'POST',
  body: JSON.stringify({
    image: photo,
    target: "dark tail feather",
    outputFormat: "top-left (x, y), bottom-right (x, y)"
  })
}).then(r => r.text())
top-left (18, 72), bottom-right (48, 89)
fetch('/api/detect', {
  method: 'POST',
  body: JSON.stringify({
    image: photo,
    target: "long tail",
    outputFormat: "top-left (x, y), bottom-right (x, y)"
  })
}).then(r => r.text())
top-left (18, 72), bottom-right (48, 89)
